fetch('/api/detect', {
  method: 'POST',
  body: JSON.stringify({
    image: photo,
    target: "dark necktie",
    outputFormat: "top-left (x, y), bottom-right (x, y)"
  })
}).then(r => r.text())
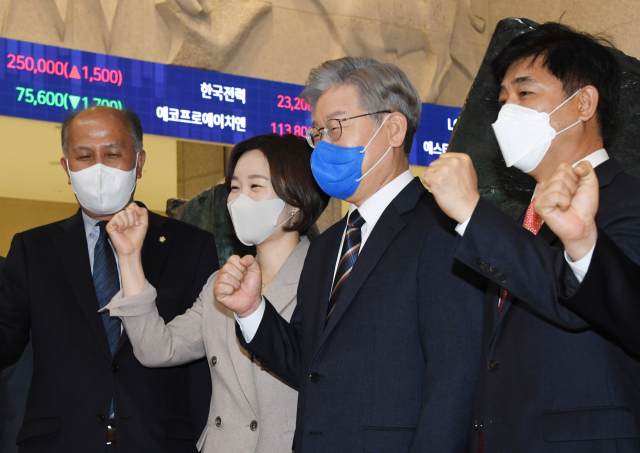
top-left (92, 221), bottom-right (121, 418)
top-left (327, 209), bottom-right (365, 321)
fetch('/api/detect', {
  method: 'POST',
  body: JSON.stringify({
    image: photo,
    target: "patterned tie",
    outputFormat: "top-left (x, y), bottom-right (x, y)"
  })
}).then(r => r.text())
top-left (482, 200), bottom-right (543, 452)
top-left (327, 210), bottom-right (366, 321)
top-left (92, 221), bottom-right (121, 419)
top-left (497, 200), bottom-right (543, 313)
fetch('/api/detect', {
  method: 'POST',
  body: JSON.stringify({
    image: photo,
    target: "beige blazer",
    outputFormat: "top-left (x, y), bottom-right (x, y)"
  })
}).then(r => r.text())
top-left (103, 237), bottom-right (309, 453)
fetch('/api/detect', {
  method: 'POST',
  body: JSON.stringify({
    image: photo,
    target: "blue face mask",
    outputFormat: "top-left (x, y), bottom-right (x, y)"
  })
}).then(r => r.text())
top-left (311, 114), bottom-right (392, 200)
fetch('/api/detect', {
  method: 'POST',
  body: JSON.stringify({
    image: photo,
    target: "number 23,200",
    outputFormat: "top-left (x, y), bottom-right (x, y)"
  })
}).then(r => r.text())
top-left (277, 95), bottom-right (310, 111)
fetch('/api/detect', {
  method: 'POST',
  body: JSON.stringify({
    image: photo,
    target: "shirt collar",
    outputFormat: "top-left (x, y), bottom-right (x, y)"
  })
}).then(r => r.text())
top-left (81, 210), bottom-right (102, 239)
top-left (573, 148), bottom-right (609, 168)
top-left (532, 148), bottom-right (609, 200)
top-left (349, 169), bottom-right (414, 228)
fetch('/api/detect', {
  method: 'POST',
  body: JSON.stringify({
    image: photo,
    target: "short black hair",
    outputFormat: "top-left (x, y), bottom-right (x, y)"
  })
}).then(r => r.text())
top-left (61, 106), bottom-right (143, 156)
top-left (225, 134), bottom-right (330, 233)
top-left (492, 22), bottom-right (621, 144)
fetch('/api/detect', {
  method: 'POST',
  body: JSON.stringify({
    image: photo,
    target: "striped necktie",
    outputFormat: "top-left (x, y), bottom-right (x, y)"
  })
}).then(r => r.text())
top-left (93, 221), bottom-right (121, 419)
top-left (327, 209), bottom-right (365, 321)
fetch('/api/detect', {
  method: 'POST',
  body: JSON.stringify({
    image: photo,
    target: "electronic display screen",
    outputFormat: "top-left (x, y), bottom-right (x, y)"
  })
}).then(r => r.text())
top-left (0, 37), bottom-right (459, 167)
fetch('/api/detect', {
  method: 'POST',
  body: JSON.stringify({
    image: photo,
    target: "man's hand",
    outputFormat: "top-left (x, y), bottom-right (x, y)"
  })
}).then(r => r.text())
top-left (420, 153), bottom-right (480, 224)
top-left (214, 255), bottom-right (263, 318)
top-left (534, 161), bottom-right (599, 261)
top-left (106, 203), bottom-right (149, 258)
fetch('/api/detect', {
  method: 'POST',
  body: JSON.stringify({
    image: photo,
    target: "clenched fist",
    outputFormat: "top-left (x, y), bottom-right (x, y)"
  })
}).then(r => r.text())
top-left (534, 161), bottom-right (599, 261)
top-left (107, 202), bottom-right (149, 257)
top-left (421, 153), bottom-right (480, 224)
top-left (214, 255), bottom-right (263, 318)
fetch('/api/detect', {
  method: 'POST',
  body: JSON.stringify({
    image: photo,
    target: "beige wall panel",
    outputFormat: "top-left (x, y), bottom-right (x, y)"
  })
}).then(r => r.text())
top-left (0, 197), bottom-right (79, 257)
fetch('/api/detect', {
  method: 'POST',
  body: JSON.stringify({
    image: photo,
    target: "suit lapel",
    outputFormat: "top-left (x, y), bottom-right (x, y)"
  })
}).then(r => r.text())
top-left (315, 179), bottom-right (424, 354)
top-left (227, 309), bottom-right (259, 416)
top-left (310, 219), bottom-right (345, 352)
top-left (54, 209), bottom-right (112, 360)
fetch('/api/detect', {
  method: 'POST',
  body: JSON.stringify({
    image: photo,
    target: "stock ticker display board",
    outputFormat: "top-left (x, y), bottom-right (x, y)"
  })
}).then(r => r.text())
top-left (0, 37), bottom-right (460, 167)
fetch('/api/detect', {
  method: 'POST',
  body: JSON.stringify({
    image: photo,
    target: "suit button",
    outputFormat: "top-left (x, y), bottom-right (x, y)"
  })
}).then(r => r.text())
top-left (215, 416), bottom-right (222, 427)
top-left (480, 263), bottom-right (491, 273)
top-left (210, 356), bottom-right (217, 366)
top-left (250, 420), bottom-right (258, 431)
top-left (309, 372), bottom-right (320, 383)
top-left (488, 360), bottom-right (499, 372)
top-left (474, 258), bottom-right (484, 268)
top-left (489, 267), bottom-right (499, 277)
top-left (497, 273), bottom-right (507, 283)
top-left (97, 414), bottom-right (105, 423)
top-left (111, 364), bottom-right (119, 372)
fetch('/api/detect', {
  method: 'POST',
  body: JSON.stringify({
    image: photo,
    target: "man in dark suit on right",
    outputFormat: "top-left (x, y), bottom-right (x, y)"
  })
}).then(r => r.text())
top-left (214, 57), bottom-right (485, 452)
top-left (423, 23), bottom-right (640, 452)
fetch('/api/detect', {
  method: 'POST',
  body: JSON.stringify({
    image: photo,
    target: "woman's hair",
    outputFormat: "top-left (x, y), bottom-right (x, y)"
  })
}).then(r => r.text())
top-left (225, 133), bottom-right (330, 233)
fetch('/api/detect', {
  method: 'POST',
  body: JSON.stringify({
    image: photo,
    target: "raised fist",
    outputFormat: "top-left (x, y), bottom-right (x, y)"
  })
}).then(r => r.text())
top-left (214, 255), bottom-right (263, 318)
top-left (106, 202), bottom-right (149, 258)
top-left (420, 153), bottom-right (480, 224)
top-left (534, 161), bottom-right (599, 261)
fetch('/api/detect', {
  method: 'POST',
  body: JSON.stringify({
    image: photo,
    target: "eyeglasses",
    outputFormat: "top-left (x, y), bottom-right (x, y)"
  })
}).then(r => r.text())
top-left (305, 110), bottom-right (392, 148)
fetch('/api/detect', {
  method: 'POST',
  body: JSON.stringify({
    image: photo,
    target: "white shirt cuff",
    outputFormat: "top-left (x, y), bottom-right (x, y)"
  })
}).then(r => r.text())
top-left (455, 218), bottom-right (471, 236)
top-left (234, 296), bottom-right (266, 343)
top-left (564, 245), bottom-right (595, 283)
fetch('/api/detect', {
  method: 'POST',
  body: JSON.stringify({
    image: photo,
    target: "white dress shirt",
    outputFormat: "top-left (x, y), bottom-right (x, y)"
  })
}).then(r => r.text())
top-left (236, 169), bottom-right (415, 342)
top-left (455, 148), bottom-right (609, 284)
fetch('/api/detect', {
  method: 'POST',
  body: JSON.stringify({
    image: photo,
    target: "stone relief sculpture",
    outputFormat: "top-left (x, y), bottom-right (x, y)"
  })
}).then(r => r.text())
top-left (309, 0), bottom-right (489, 104)
top-left (0, 0), bottom-right (487, 105)
top-left (155, 0), bottom-right (272, 71)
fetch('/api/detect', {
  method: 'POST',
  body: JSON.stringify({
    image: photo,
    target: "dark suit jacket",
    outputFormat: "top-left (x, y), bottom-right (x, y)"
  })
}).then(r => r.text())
top-left (560, 228), bottom-right (640, 355)
top-left (0, 206), bottom-right (217, 453)
top-left (0, 254), bottom-right (31, 453)
top-left (239, 178), bottom-right (486, 453)
top-left (454, 159), bottom-right (640, 453)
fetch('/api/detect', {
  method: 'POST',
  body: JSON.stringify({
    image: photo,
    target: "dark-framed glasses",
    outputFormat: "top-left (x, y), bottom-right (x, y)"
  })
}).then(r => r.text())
top-left (305, 110), bottom-right (392, 148)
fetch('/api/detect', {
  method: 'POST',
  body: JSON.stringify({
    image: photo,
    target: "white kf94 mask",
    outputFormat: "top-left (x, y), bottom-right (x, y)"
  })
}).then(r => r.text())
top-left (68, 154), bottom-right (139, 215)
top-left (492, 89), bottom-right (582, 173)
top-left (227, 194), bottom-right (297, 246)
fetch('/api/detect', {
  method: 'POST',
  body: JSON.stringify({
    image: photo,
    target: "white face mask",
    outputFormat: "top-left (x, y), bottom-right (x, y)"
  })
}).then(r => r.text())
top-left (68, 154), bottom-right (138, 215)
top-left (227, 194), bottom-right (297, 246)
top-left (492, 89), bottom-right (582, 173)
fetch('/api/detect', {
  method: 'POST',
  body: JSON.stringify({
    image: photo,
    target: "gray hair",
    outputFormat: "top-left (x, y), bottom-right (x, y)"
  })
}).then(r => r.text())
top-left (301, 57), bottom-right (422, 158)
top-left (61, 107), bottom-right (143, 157)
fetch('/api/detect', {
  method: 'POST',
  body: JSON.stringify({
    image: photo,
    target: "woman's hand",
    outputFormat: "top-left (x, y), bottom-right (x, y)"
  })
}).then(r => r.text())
top-left (106, 202), bottom-right (148, 297)
top-left (214, 255), bottom-right (263, 318)
top-left (107, 203), bottom-right (149, 258)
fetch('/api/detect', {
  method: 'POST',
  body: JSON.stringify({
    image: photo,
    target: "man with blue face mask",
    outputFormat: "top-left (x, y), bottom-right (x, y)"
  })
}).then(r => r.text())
top-left (213, 57), bottom-right (486, 453)
top-left (422, 23), bottom-right (640, 452)
top-left (0, 106), bottom-right (217, 452)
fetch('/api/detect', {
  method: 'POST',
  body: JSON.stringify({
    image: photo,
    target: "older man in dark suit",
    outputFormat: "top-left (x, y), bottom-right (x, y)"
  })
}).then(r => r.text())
top-left (423, 23), bottom-right (640, 452)
top-left (0, 107), bottom-right (217, 452)
top-left (214, 57), bottom-right (486, 453)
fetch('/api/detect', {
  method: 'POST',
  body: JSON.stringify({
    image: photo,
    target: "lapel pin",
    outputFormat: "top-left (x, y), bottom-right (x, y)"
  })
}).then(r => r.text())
top-left (159, 236), bottom-right (166, 243)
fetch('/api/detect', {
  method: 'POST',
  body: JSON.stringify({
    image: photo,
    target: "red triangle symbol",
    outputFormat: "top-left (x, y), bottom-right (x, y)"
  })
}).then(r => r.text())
top-left (69, 65), bottom-right (81, 79)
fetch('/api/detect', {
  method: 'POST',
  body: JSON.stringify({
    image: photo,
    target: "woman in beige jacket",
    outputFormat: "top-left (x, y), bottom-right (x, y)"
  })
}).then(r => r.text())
top-left (102, 134), bottom-right (329, 453)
